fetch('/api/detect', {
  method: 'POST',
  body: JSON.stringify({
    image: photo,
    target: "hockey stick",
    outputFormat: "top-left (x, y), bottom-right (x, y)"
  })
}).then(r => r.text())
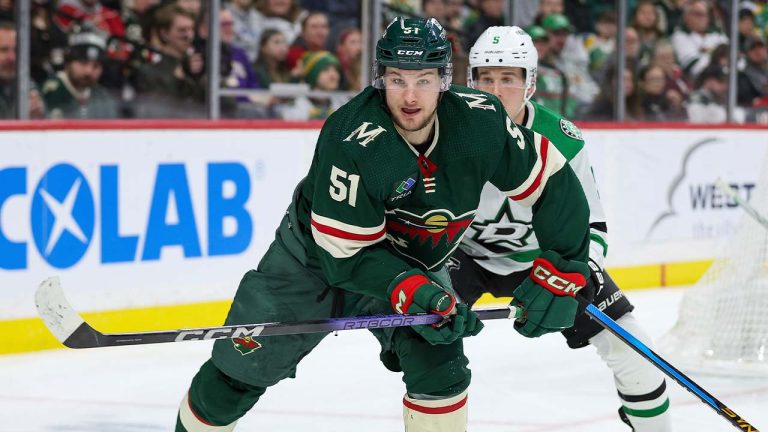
top-left (583, 303), bottom-right (760, 432)
top-left (715, 177), bottom-right (768, 230)
top-left (34, 277), bottom-right (521, 349)
top-left (37, 277), bottom-right (759, 429)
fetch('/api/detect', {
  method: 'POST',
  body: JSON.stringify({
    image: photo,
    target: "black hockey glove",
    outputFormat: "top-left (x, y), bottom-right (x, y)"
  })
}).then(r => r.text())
top-left (387, 269), bottom-right (483, 345)
top-left (575, 259), bottom-right (603, 316)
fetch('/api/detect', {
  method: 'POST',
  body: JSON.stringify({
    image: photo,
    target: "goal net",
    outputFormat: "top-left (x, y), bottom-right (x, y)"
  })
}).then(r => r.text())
top-left (659, 159), bottom-right (768, 376)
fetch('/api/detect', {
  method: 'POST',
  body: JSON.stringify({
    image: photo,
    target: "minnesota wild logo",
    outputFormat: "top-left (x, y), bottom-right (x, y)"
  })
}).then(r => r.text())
top-left (233, 336), bottom-right (262, 355)
top-left (388, 211), bottom-right (473, 247)
top-left (560, 118), bottom-right (583, 140)
top-left (385, 208), bottom-right (475, 269)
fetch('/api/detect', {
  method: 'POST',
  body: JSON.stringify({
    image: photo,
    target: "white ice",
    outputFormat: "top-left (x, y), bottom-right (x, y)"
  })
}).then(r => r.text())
top-left (1, 287), bottom-right (767, 432)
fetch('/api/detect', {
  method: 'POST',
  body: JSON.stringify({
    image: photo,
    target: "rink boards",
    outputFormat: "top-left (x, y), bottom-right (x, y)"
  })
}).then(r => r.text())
top-left (1, 121), bottom-right (766, 353)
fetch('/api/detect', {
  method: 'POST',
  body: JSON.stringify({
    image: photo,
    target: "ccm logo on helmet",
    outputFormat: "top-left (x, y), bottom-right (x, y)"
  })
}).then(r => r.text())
top-left (532, 263), bottom-right (584, 296)
top-left (397, 50), bottom-right (424, 55)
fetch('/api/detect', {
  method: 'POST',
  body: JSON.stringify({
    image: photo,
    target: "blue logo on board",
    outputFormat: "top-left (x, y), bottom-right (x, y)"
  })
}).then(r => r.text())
top-left (0, 162), bottom-right (255, 270)
top-left (30, 164), bottom-right (95, 269)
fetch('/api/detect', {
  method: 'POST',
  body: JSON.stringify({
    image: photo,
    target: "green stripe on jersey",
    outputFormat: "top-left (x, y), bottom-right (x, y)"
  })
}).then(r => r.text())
top-left (589, 232), bottom-right (608, 257)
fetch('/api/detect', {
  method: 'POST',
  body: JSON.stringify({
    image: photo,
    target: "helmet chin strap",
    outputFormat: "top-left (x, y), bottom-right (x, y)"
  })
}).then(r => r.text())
top-left (522, 82), bottom-right (536, 104)
top-left (510, 83), bottom-right (535, 121)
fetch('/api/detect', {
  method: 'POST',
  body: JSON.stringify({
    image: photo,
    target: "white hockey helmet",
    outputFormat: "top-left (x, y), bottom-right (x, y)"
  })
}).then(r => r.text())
top-left (467, 26), bottom-right (538, 102)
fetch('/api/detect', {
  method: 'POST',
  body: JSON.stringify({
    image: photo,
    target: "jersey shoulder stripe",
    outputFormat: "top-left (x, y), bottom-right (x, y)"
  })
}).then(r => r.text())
top-left (504, 134), bottom-right (568, 206)
top-left (310, 211), bottom-right (386, 258)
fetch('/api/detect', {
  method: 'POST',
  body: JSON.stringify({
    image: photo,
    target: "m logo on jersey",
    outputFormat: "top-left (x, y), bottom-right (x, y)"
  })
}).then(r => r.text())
top-left (344, 122), bottom-right (387, 147)
top-left (233, 336), bottom-right (262, 355)
top-left (469, 200), bottom-right (533, 253)
top-left (560, 119), bottom-right (583, 140)
top-left (455, 93), bottom-right (496, 111)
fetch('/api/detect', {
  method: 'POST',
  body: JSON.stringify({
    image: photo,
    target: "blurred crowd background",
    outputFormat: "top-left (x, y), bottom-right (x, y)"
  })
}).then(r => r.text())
top-left (1, 0), bottom-right (767, 123)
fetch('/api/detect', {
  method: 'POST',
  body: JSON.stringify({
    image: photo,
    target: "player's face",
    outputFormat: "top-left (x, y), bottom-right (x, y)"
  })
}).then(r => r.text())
top-left (384, 67), bottom-right (441, 133)
top-left (474, 67), bottom-right (528, 120)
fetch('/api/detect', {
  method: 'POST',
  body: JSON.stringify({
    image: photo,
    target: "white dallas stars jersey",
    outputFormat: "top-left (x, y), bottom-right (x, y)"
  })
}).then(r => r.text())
top-left (459, 100), bottom-right (608, 275)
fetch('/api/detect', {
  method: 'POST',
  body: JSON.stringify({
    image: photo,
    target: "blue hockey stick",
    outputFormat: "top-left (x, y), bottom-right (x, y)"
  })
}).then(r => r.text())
top-left (583, 303), bottom-right (760, 432)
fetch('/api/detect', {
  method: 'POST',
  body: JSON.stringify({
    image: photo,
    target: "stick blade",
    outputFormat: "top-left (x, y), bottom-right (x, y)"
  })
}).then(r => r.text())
top-left (35, 277), bottom-right (87, 347)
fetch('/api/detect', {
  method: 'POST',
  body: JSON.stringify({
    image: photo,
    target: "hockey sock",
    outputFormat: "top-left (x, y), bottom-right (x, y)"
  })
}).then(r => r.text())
top-left (178, 391), bottom-right (237, 432)
top-left (589, 314), bottom-right (672, 432)
top-left (403, 390), bottom-right (468, 432)
top-left (176, 360), bottom-right (267, 432)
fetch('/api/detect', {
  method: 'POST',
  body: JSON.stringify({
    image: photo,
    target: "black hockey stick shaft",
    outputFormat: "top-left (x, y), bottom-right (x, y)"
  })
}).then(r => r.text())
top-left (35, 277), bottom-right (521, 349)
top-left (584, 303), bottom-right (760, 432)
top-left (60, 308), bottom-right (516, 348)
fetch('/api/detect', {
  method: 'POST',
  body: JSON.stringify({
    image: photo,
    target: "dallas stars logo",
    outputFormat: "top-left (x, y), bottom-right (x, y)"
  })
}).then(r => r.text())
top-left (470, 200), bottom-right (533, 253)
top-left (560, 118), bottom-right (583, 140)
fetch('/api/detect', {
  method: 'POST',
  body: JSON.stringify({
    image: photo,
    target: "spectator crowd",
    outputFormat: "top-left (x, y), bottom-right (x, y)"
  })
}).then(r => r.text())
top-left (0, 0), bottom-right (766, 122)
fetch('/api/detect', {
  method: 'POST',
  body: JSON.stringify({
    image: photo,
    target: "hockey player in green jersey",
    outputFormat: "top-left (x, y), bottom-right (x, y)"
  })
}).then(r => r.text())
top-left (176, 17), bottom-right (592, 432)
top-left (450, 26), bottom-right (672, 431)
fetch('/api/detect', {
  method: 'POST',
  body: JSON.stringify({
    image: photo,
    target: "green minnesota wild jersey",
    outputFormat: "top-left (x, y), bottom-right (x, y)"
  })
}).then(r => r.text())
top-left (460, 100), bottom-right (608, 275)
top-left (288, 86), bottom-right (590, 301)
top-left (41, 72), bottom-right (118, 120)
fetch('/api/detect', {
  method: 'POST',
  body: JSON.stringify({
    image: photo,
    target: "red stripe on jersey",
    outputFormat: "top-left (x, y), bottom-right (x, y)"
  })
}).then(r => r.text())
top-left (510, 135), bottom-right (550, 201)
top-left (310, 217), bottom-right (386, 242)
top-left (403, 395), bottom-right (468, 414)
top-left (187, 392), bottom-right (216, 426)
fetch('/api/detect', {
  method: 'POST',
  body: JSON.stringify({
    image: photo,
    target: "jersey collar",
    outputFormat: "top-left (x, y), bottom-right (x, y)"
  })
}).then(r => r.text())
top-left (522, 101), bottom-right (535, 129)
top-left (398, 114), bottom-right (440, 158)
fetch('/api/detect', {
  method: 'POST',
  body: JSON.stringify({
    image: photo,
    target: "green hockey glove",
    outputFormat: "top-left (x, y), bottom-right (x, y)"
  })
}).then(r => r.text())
top-left (388, 269), bottom-right (483, 345)
top-left (511, 251), bottom-right (589, 338)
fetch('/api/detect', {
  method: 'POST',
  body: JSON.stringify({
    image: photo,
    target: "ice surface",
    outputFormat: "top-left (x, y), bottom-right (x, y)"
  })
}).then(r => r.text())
top-left (1, 288), bottom-right (766, 431)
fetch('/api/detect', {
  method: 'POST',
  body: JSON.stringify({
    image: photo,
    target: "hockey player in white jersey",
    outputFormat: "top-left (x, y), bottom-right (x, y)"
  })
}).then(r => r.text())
top-left (448, 26), bottom-right (673, 431)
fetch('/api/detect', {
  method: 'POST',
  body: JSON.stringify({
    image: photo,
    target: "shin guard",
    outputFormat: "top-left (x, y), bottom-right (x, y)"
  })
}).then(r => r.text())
top-left (589, 314), bottom-right (672, 432)
top-left (403, 390), bottom-right (468, 432)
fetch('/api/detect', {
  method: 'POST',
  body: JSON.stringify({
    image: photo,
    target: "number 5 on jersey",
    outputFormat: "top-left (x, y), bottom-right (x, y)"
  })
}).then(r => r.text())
top-left (329, 165), bottom-right (360, 207)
